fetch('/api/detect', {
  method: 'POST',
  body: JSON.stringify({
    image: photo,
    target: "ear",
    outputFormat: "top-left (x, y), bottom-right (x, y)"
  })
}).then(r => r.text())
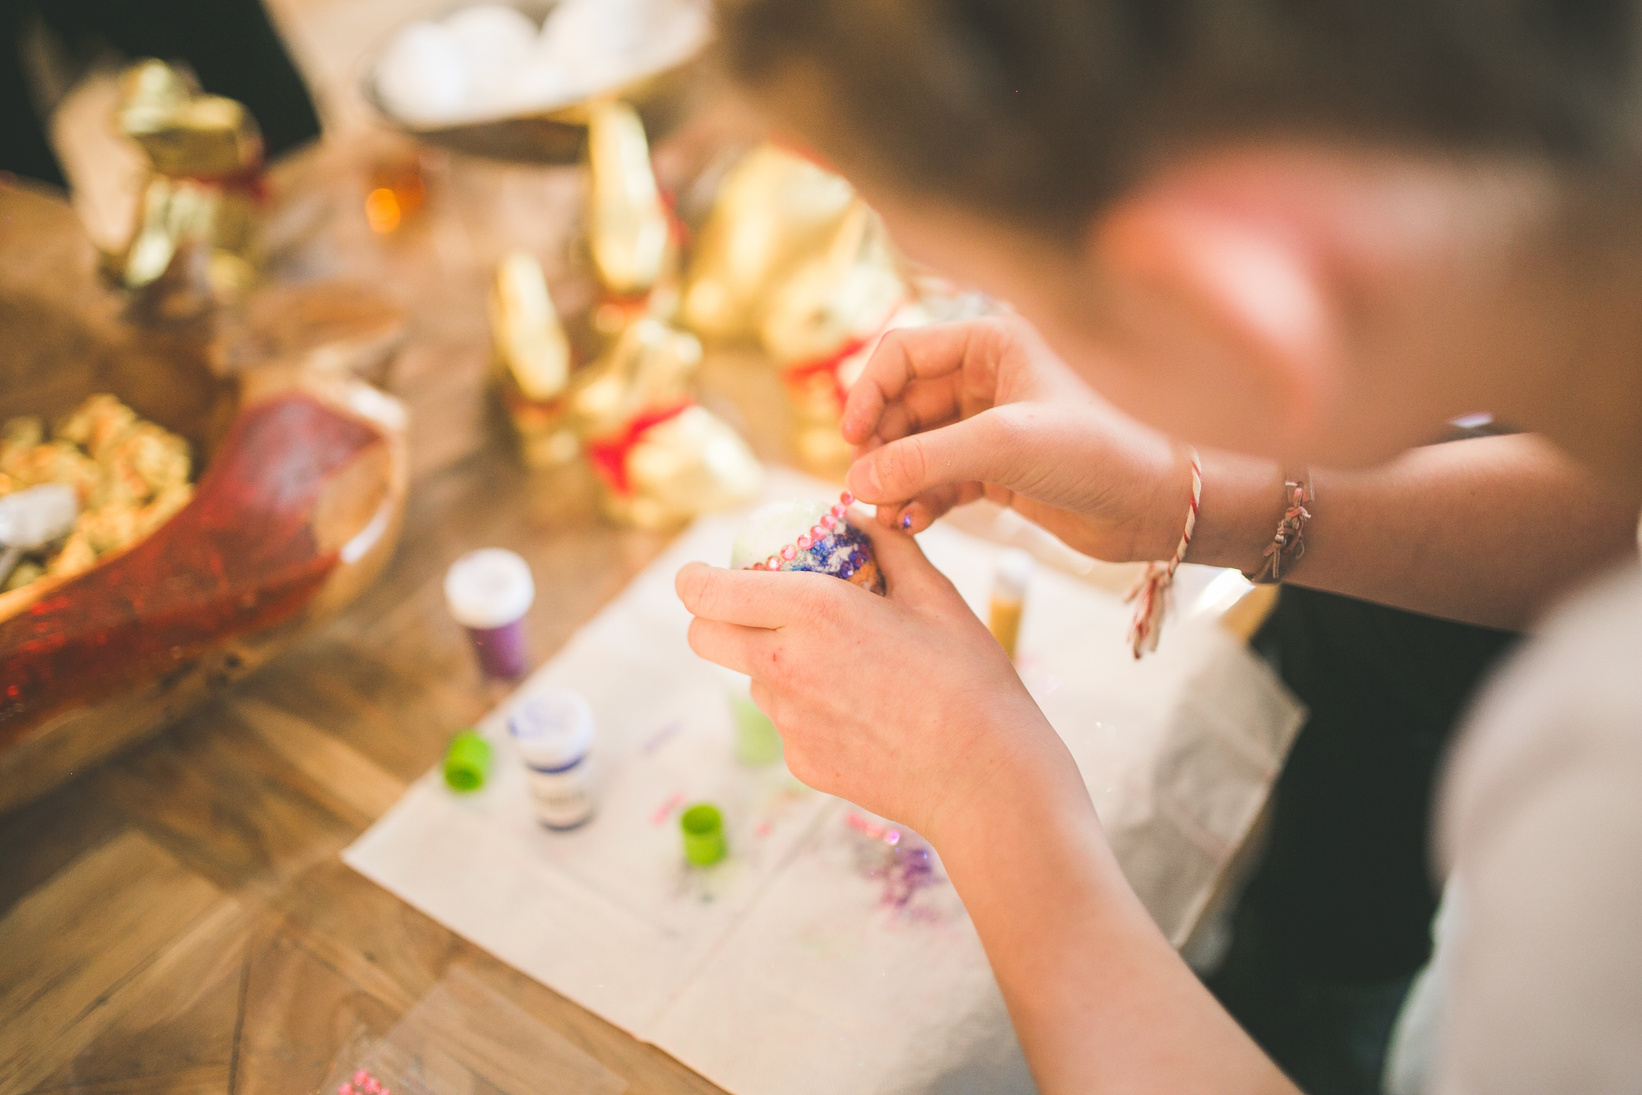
top-left (1078, 175), bottom-right (1342, 456)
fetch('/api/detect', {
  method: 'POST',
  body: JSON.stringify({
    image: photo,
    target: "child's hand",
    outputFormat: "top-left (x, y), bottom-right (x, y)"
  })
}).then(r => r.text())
top-left (842, 315), bottom-right (1192, 563)
top-left (676, 516), bottom-right (1071, 842)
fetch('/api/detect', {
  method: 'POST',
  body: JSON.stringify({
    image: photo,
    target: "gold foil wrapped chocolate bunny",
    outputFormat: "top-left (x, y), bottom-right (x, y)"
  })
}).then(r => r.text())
top-left (112, 59), bottom-right (266, 301)
top-left (680, 143), bottom-right (858, 343)
top-left (569, 318), bottom-right (762, 530)
top-left (762, 202), bottom-right (929, 475)
top-left (585, 99), bottom-right (677, 333)
top-left (489, 251), bottom-right (580, 467)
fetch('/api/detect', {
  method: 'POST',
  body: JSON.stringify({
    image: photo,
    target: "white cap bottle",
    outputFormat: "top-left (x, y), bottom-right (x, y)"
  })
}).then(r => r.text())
top-left (509, 687), bottom-right (596, 829)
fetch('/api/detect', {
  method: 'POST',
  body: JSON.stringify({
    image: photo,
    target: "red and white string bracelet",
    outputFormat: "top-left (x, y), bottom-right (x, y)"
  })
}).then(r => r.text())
top-left (1125, 447), bottom-right (1202, 658)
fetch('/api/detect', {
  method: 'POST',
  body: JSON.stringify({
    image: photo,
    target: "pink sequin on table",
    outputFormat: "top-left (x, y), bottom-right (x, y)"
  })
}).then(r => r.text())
top-left (822, 513), bottom-right (838, 529)
top-left (363, 1079), bottom-right (382, 1095)
top-left (353, 1071), bottom-right (370, 1087)
top-left (840, 492), bottom-right (854, 506)
top-left (780, 544), bottom-right (797, 560)
top-left (796, 535), bottom-right (812, 550)
top-left (338, 1086), bottom-right (355, 1095)
top-left (650, 791), bottom-right (686, 826)
top-left (766, 555), bottom-right (780, 570)
top-left (809, 525), bottom-right (826, 541)
top-left (830, 504), bottom-right (846, 518)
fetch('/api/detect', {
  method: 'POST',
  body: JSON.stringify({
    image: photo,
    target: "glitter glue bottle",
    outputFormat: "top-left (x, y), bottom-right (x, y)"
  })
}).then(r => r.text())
top-left (444, 549), bottom-right (534, 680)
top-left (509, 688), bottom-right (596, 830)
top-left (989, 549), bottom-right (1034, 660)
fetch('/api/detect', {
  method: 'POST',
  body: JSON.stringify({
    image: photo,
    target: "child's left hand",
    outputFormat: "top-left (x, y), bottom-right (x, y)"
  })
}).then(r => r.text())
top-left (675, 516), bottom-right (1071, 842)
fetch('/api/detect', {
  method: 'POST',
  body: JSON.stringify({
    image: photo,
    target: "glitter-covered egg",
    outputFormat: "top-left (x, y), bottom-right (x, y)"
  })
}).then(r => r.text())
top-left (731, 495), bottom-right (884, 594)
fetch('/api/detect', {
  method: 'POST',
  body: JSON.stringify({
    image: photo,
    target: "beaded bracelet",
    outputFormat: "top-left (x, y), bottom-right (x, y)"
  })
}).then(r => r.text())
top-left (1249, 474), bottom-right (1313, 584)
top-left (1125, 447), bottom-right (1202, 658)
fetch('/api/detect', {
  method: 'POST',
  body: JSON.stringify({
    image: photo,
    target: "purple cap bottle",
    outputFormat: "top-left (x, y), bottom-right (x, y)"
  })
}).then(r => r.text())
top-left (444, 548), bottom-right (535, 680)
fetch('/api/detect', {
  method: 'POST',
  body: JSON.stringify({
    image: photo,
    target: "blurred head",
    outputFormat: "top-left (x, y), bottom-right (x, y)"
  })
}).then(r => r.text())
top-left (718, 0), bottom-right (1642, 468)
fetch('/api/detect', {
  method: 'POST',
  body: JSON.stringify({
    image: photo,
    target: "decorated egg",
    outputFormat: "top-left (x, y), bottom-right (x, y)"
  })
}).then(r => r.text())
top-left (730, 492), bottom-right (884, 594)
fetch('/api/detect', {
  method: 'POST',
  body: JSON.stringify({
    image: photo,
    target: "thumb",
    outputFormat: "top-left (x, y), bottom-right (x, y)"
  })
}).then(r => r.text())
top-left (849, 508), bottom-right (953, 602)
top-left (846, 411), bottom-right (1025, 507)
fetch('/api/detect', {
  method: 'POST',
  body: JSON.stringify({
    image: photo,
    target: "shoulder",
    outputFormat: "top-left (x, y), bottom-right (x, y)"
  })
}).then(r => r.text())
top-left (1434, 563), bottom-right (1642, 1095)
top-left (1439, 561), bottom-right (1642, 870)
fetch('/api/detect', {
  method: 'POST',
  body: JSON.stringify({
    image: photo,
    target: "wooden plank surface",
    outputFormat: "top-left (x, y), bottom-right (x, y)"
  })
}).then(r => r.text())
top-left (0, 121), bottom-right (1275, 1092)
top-left (0, 136), bottom-right (751, 1095)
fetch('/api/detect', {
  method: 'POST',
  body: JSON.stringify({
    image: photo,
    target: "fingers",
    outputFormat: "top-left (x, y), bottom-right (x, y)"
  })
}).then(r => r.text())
top-left (850, 509), bottom-right (950, 601)
top-left (879, 480), bottom-right (985, 534)
top-left (846, 412), bottom-right (1020, 508)
top-left (869, 381), bottom-right (964, 445)
top-left (676, 562), bottom-right (806, 629)
top-left (686, 617), bottom-right (772, 677)
top-left (841, 321), bottom-right (998, 445)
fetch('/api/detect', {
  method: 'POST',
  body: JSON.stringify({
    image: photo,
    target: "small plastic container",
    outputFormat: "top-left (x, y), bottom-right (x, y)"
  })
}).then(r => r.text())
top-left (718, 666), bottom-right (781, 767)
top-left (509, 688), bottom-right (596, 829)
top-left (731, 694), bottom-right (782, 767)
top-left (443, 729), bottom-right (492, 791)
top-left (681, 803), bottom-right (726, 867)
top-left (445, 549), bottom-right (535, 680)
top-left (988, 549), bottom-right (1034, 660)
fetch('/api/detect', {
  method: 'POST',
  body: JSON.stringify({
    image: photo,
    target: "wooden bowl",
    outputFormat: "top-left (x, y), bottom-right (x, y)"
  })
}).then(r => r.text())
top-left (0, 181), bottom-right (409, 814)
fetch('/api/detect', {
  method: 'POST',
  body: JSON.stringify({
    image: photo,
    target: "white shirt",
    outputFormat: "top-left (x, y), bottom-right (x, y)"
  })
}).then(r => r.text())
top-left (1410, 557), bottom-right (1642, 1094)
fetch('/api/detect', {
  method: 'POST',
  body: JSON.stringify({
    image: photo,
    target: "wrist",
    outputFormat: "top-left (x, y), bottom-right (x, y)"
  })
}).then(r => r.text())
top-left (1182, 451), bottom-right (1289, 573)
top-left (1118, 439), bottom-right (1204, 562)
top-left (924, 704), bottom-right (1095, 864)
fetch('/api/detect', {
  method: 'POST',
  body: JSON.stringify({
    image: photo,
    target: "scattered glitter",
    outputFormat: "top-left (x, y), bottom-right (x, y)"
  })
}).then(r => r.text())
top-left (844, 812), bottom-right (944, 913)
top-left (640, 718), bottom-right (684, 755)
top-left (650, 791), bottom-right (686, 826)
top-left (846, 812), bottom-right (889, 840)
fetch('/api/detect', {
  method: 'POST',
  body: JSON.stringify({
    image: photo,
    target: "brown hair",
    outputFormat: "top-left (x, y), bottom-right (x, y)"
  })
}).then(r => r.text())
top-left (719, 0), bottom-right (1642, 237)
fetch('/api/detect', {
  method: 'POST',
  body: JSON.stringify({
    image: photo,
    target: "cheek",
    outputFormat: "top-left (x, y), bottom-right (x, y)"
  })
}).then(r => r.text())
top-left (1016, 288), bottom-right (1315, 463)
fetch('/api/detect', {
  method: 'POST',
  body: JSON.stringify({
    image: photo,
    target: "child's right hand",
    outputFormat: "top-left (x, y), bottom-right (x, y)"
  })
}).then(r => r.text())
top-left (841, 315), bottom-right (1195, 563)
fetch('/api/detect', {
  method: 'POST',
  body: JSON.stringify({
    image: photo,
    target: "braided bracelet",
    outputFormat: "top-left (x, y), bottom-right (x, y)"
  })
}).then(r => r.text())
top-left (1125, 447), bottom-right (1202, 659)
top-left (1250, 473), bottom-right (1313, 584)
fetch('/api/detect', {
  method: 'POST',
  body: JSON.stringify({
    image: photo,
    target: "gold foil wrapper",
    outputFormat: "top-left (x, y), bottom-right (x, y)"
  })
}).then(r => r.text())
top-left (585, 99), bottom-right (671, 302)
top-left (681, 144), bottom-right (857, 343)
top-left (490, 251), bottom-right (579, 467)
top-left (111, 59), bottom-right (265, 299)
top-left (118, 61), bottom-right (262, 180)
top-left (572, 318), bottom-right (762, 530)
top-left (764, 202), bottom-right (923, 477)
top-left (761, 201), bottom-right (908, 369)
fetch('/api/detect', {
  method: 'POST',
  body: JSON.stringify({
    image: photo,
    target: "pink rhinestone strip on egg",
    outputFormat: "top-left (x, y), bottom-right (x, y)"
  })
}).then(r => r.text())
top-left (749, 492), bottom-right (855, 571)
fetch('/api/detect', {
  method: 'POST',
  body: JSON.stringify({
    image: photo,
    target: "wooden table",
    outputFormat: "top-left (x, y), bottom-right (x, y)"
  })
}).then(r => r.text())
top-left (0, 135), bottom-right (776, 1095)
top-left (0, 129), bottom-right (1280, 1093)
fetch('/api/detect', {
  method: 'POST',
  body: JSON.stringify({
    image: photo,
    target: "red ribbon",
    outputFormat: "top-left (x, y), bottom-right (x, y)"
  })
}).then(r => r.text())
top-left (175, 160), bottom-right (270, 203)
top-left (782, 304), bottom-right (906, 410)
top-left (784, 335), bottom-right (872, 410)
top-left (585, 401), bottom-right (692, 496)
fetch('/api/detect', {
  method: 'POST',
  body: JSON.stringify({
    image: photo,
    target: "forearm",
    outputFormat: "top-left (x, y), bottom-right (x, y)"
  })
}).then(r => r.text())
top-left (1186, 434), bottom-right (1638, 630)
top-left (932, 722), bottom-right (1297, 1095)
